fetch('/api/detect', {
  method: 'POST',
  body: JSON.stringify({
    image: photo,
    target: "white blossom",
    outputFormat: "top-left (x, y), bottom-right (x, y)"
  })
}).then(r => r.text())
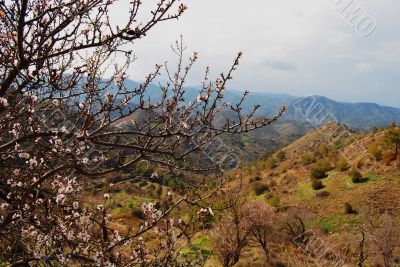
top-left (52, 99), bottom-right (60, 106)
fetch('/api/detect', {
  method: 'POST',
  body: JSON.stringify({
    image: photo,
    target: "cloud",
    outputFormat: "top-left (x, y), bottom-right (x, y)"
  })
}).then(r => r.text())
top-left (356, 63), bottom-right (374, 72)
top-left (263, 60), bottom-right (298, 71)
top-left (327, 31), bottom-right (353, 46)
top-left (109, 0), bottom-right (400, 107)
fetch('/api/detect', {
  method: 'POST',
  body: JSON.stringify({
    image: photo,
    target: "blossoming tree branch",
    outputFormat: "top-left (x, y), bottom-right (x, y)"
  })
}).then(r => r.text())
top-left (0, 0), bottom-right (284, 265)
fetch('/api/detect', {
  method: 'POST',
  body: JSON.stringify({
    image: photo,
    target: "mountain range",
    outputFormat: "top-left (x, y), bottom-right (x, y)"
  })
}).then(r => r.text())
top-left (122, 79), bottom-right (400, 131)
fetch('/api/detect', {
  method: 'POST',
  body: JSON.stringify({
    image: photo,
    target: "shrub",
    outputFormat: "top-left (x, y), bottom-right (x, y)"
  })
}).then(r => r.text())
top-left (124, 186), bottom-right (135, 194)
top-left (202, 214), bottom-right (215, 229)
top-left (249, 175), bottom-right (262, 184)
top-left (311, 178), bottom-right (324, 190)
top-left (302, 152), bottom-right (314, 165)
top-left (147, 184), bottom-right (156, 192)
top-left (267, 193), bottom-right (280, 209)
top-left (344, 203), bottom-right (356, 214)
top-left (138, 180), bottom-right (148, 187)
top-left (336, 156), bottom-right (349, 171)
top-left (276, 150), bottom-right (286, 162)
top-left (316, 191), bottom-right (330, 198)
top-left (318, 144), bottom-right (329, 156)
top-left (349, 168), bottom-right (362, 183)
top-left (110, 176), bottom-right (123, 184)
top-left (131, 208), bottom-right (145, 219)
top-left (368, 142), bottom-right (383, 160)
top-left (315, 159), bottom-right (332, 172)
top-left (311, 166), bottom-right (328, 179)
top-left (253, 183), bottom-right (269, 196)
top-left (156, 185), bottom-right (163, 196)
top-left (259, 152), bottom-right (272, 161)
top-left (383, 151), bottom-right (396, 165)
top-left (265, 157), bottom-right (278, 169)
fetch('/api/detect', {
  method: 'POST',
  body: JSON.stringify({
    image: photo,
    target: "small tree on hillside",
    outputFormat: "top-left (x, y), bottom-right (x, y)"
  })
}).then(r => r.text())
top-left (368, 142), bottom-right (383, 161)
top-left (371, 214), bottom-right (400, 267)
top-left (211, 190), bottom-right (250, 267)
top-left (383, 127), bottom-right (400, 160)
top-left (241, 200), bottom-right (279, 263)
top-left (336, 156), bottom-right (350, 171)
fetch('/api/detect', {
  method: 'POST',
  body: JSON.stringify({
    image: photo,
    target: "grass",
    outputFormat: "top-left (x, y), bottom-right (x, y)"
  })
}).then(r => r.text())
top-left (345, 173), bottom-right (379, 189)
top-left (366, 173), bottom-right (378, 181)
top-left (111, 199), bottom-right (139, 216)
top-left (104, 191), bottom-right (155, 217)
top-left (317, 214), bottom-right (358, 233)
top-left (296, 180), bottom-right (315, 202)
top-left (255, 193), bottom-right (266, 200)
top-left (240, 135), bottom-right (252, 143)
top-left (181, 236), bottom-right (211, 257)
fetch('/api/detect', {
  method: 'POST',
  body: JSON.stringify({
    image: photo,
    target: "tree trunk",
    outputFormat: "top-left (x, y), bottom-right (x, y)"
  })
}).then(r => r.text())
top-left (261, 243), bottom-right (270, 263)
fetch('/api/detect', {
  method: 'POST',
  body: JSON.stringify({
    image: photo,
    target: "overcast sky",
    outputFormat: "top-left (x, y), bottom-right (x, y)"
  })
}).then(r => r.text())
top-left (111, 0), bottom-right (400, 108)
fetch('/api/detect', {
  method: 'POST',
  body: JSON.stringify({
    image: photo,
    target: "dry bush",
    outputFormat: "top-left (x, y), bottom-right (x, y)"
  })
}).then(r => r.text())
top-left (383, 151), bottom-right (396, 165)
top-left (212, 199), bottom-right (281, 266)
top-left (336, 156), bottom-right (350, 171)
top-left (302, 152), bottom-right (315, 165)
top-left (241, 200), bottom-right (279, 263)
top-left (212, 216), bottom-right (248, 267)
top-left (349, 167), bottom-right (363, 183)
top-left (311, 178), bottom-right (325, 190)
top-left (371, 214), bottom-right (400, 267)
top-left (368, 142), bottom-right (383, 161)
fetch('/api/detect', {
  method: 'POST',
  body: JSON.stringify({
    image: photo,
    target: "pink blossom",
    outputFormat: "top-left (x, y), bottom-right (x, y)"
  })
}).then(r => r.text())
top-left (0, 97), bottom-right (9, 107)
top-left (19, 152), bottom-right (30, 159)
top-left (114, 74), bottom-right (124, 83)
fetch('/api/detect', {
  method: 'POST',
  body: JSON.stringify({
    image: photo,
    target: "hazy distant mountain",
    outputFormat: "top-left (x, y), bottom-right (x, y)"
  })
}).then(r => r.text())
top-left (119, 80), bottom-right (400, 130)
top-left (286, 96), bottom-right (400, 130)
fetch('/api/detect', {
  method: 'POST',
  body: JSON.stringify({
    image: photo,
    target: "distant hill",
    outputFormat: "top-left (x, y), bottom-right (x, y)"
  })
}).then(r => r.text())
top-left (119, 80), bottom-right (400, 131)
top-left (286, 96), bottom-right (400, 130)
top-left (110, 80), bottom-right (400, 163)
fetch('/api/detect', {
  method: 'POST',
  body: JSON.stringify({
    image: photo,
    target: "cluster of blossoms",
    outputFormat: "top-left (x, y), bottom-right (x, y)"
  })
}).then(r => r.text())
top-left (141, 202), bottom-right (163, 223)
